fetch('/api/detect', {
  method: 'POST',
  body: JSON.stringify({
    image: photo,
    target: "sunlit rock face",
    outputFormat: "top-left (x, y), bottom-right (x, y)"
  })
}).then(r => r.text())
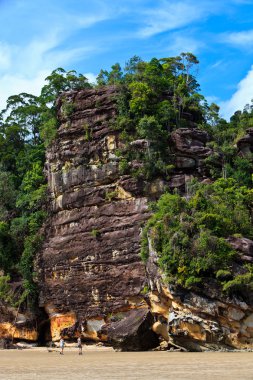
top-left (37, 87), bottom-right (150, 339)
top-left (146, 246), bottom-right (253, 350)
top-left (36, 85), bottom-right (253, 350)
top-left (0, 303), bottom-right (37, 341)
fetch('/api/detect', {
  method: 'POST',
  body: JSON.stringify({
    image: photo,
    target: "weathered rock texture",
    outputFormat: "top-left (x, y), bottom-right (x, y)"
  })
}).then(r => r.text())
top-left (168, 128), bottom-right (212, 191)
top-left (0, 302), bottom-right (37, 342)
top-left (37, 86), bottom-right (149, 341)
top-left (101, 309), bottom-right (159, 351)
top-left (146, 245), bottom-right (253, 350)
top-left (5, 86), bottom-right (252, 350)
top-left (237, 128), bottom-right (253, 156)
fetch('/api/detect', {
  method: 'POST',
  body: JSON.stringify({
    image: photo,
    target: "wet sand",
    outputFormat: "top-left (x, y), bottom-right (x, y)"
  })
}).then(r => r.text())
top-left (0, 348), bottom-right (253, 380)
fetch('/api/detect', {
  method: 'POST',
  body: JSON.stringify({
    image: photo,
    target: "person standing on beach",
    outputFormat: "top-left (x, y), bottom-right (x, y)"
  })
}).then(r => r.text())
top-left (59, 337), bottom-right (65, 355)
top-left (77, 337), bottom-right (82, 355)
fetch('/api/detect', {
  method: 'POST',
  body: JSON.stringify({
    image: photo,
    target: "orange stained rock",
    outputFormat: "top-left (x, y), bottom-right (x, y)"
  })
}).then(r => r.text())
top-left (178, 321), bottom-right (206, 341)
top-left (0, 322), bottom-right (37, 341)
top-left (50, 313), bottom-right (76, 341)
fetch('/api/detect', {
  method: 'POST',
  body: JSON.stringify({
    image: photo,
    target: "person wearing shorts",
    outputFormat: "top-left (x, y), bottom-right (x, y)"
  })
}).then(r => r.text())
top-left (77, 337), bottom-right (82, 355)
top-left (59, 337), bottom-right (65, 355)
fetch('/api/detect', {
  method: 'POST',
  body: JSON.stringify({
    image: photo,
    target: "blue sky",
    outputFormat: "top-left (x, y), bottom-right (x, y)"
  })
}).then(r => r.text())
top-left (1, 0), bottom-right (253, 119)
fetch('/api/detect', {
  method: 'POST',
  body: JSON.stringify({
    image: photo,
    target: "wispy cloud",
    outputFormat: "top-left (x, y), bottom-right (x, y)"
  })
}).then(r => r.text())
top-left (210, 60), bottom-right (224, 69)
top-left (0, 70), bottom-right (50, 111)
top-left (0, 42), bottom-right (13, 70)
top-left (138, 1), bottom-right (214, 38)
top-left (76, 12), bottom-right (111, 28)
top-left (167, 33), bottom-right (205, 55)
top-left (0, 4), bottom-right (110, 110)
top-left (222, 30), bottom-right (253, 47)
top-left (219, 65), bottom-right (253, 119)
top-left (0, 33), bottom-right (100, 110)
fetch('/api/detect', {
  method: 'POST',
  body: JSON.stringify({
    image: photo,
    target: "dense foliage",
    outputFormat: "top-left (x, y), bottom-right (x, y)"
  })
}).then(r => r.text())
top-left (203, 103), bottom-right (253, 186)
top-left (141, 179), bottom-right (253, 295)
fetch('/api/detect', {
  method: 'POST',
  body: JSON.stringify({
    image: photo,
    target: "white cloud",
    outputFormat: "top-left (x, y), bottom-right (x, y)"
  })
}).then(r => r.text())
top-left (0, 36), bottom-right (100, 110)
top-left (166, 33), bottom-right (204, 55)
top-left (0, 42), bottom-right (12, 70)
top-left (219, 66), bottom-right (253, 119)
top-left (210, 60), bottom-right (224, 69)
top-left (0, 11), bottom-right (106, 110)
top-left (138, 1), bottom-right (211, 38)
top-left (77, 13), bottom-right (109, 28)
top-left (84, 72), bottom-right (97, 84)
top-left (223, 30), bottom-right (253, 47)
top-left (205, 95), bottom-right (220, 104)
top-left (0, 70), bottom-right (49, 111)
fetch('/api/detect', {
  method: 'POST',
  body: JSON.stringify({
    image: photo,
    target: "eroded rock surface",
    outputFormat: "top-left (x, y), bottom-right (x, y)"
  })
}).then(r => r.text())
top-left (237, 128), bottom-right (253, 156)
top-left (169, 128), bottom-right (212, 192)
top-left (37, 87), bottom-right (149, 340)
top-left (0, 302), bottom-right (37, 342)
top-left (101, 309), bottom-right (159, 351)
top-left (2, 86), bottom-right (250, 351)
top-left (227, 236), bottom-right (253, 263)
top-left (146, 246), bottom-right (253, 351)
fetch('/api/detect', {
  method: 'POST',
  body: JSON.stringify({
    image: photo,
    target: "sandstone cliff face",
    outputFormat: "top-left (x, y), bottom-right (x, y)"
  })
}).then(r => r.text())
top-left (0, 302), bottom-right (37, 342)
top-left (37, 85), bottom-right (253, 351)
top-left (146, 242), bottom-right (253, 350)
top-left (237, 127), bottom-right (253, 156)
top-left (169, 128), bottom-right (212, 191)
top-left (3, 86), bottom-right (251, 351)
top-left (37, 86), bottom-right (150, 340)
top-left (36, 87), bottom-right (215, 344)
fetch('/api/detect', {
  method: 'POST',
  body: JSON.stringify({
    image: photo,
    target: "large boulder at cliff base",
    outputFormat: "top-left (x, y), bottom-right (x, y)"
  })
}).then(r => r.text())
top-left (101, 309), bottom-right (159, 351)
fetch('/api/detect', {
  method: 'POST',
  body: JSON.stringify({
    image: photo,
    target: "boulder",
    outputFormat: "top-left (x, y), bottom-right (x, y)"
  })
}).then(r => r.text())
top-left (237, 128), bottom-right (253, 156)
top-left (227, 236), bottom-right (253, 257)
top-left (101, 309), bottom-right (159, 351)
top-left (171, 128), bottom-right (211, 157)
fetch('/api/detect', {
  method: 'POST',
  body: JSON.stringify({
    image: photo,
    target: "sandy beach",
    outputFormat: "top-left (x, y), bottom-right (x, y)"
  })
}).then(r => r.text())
top-left (0, 347), bottom-right (253, 380)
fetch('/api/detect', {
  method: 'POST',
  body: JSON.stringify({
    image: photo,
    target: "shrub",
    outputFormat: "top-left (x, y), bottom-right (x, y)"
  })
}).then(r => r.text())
top-left (91, 229), bottom-right (100, 238)
top-left (223, 272), bottom-right (253, 294)
top-left (105, 191), bottom-right (117, 202)
top-left (119, 159), bottom-right (129, 175)
top-left (216, 269), bottom-right (232, 281)
top-left (61, 99), bottom-right (75, 118)
top-left (0, 275), bottom-right (13, 303)
top-left (19, 234), bottom-right (43, 309)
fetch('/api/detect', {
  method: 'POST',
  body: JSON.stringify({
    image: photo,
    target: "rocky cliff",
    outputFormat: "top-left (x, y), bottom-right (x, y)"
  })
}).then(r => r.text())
top-left (1, 86), bottom-right (253, 351)
top-left (35, 86), bottom-right (216, 347)
top-left (36, 86), bottom-right (150, 341)
top-left (146, 244), bottom-right (253, 351)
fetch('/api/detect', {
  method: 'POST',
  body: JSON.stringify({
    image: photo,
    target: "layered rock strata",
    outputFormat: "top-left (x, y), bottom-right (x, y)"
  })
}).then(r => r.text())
top-left (146, 246), bottom-right (253, 350)
top-left (169, 128), bottom-right (212, 191)
top-left (37, 87), bottom-right (149, 340)
top-left (5, 86), bottom-right (252, 350)
top-left (35, 87), bottom-right (219, 345)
